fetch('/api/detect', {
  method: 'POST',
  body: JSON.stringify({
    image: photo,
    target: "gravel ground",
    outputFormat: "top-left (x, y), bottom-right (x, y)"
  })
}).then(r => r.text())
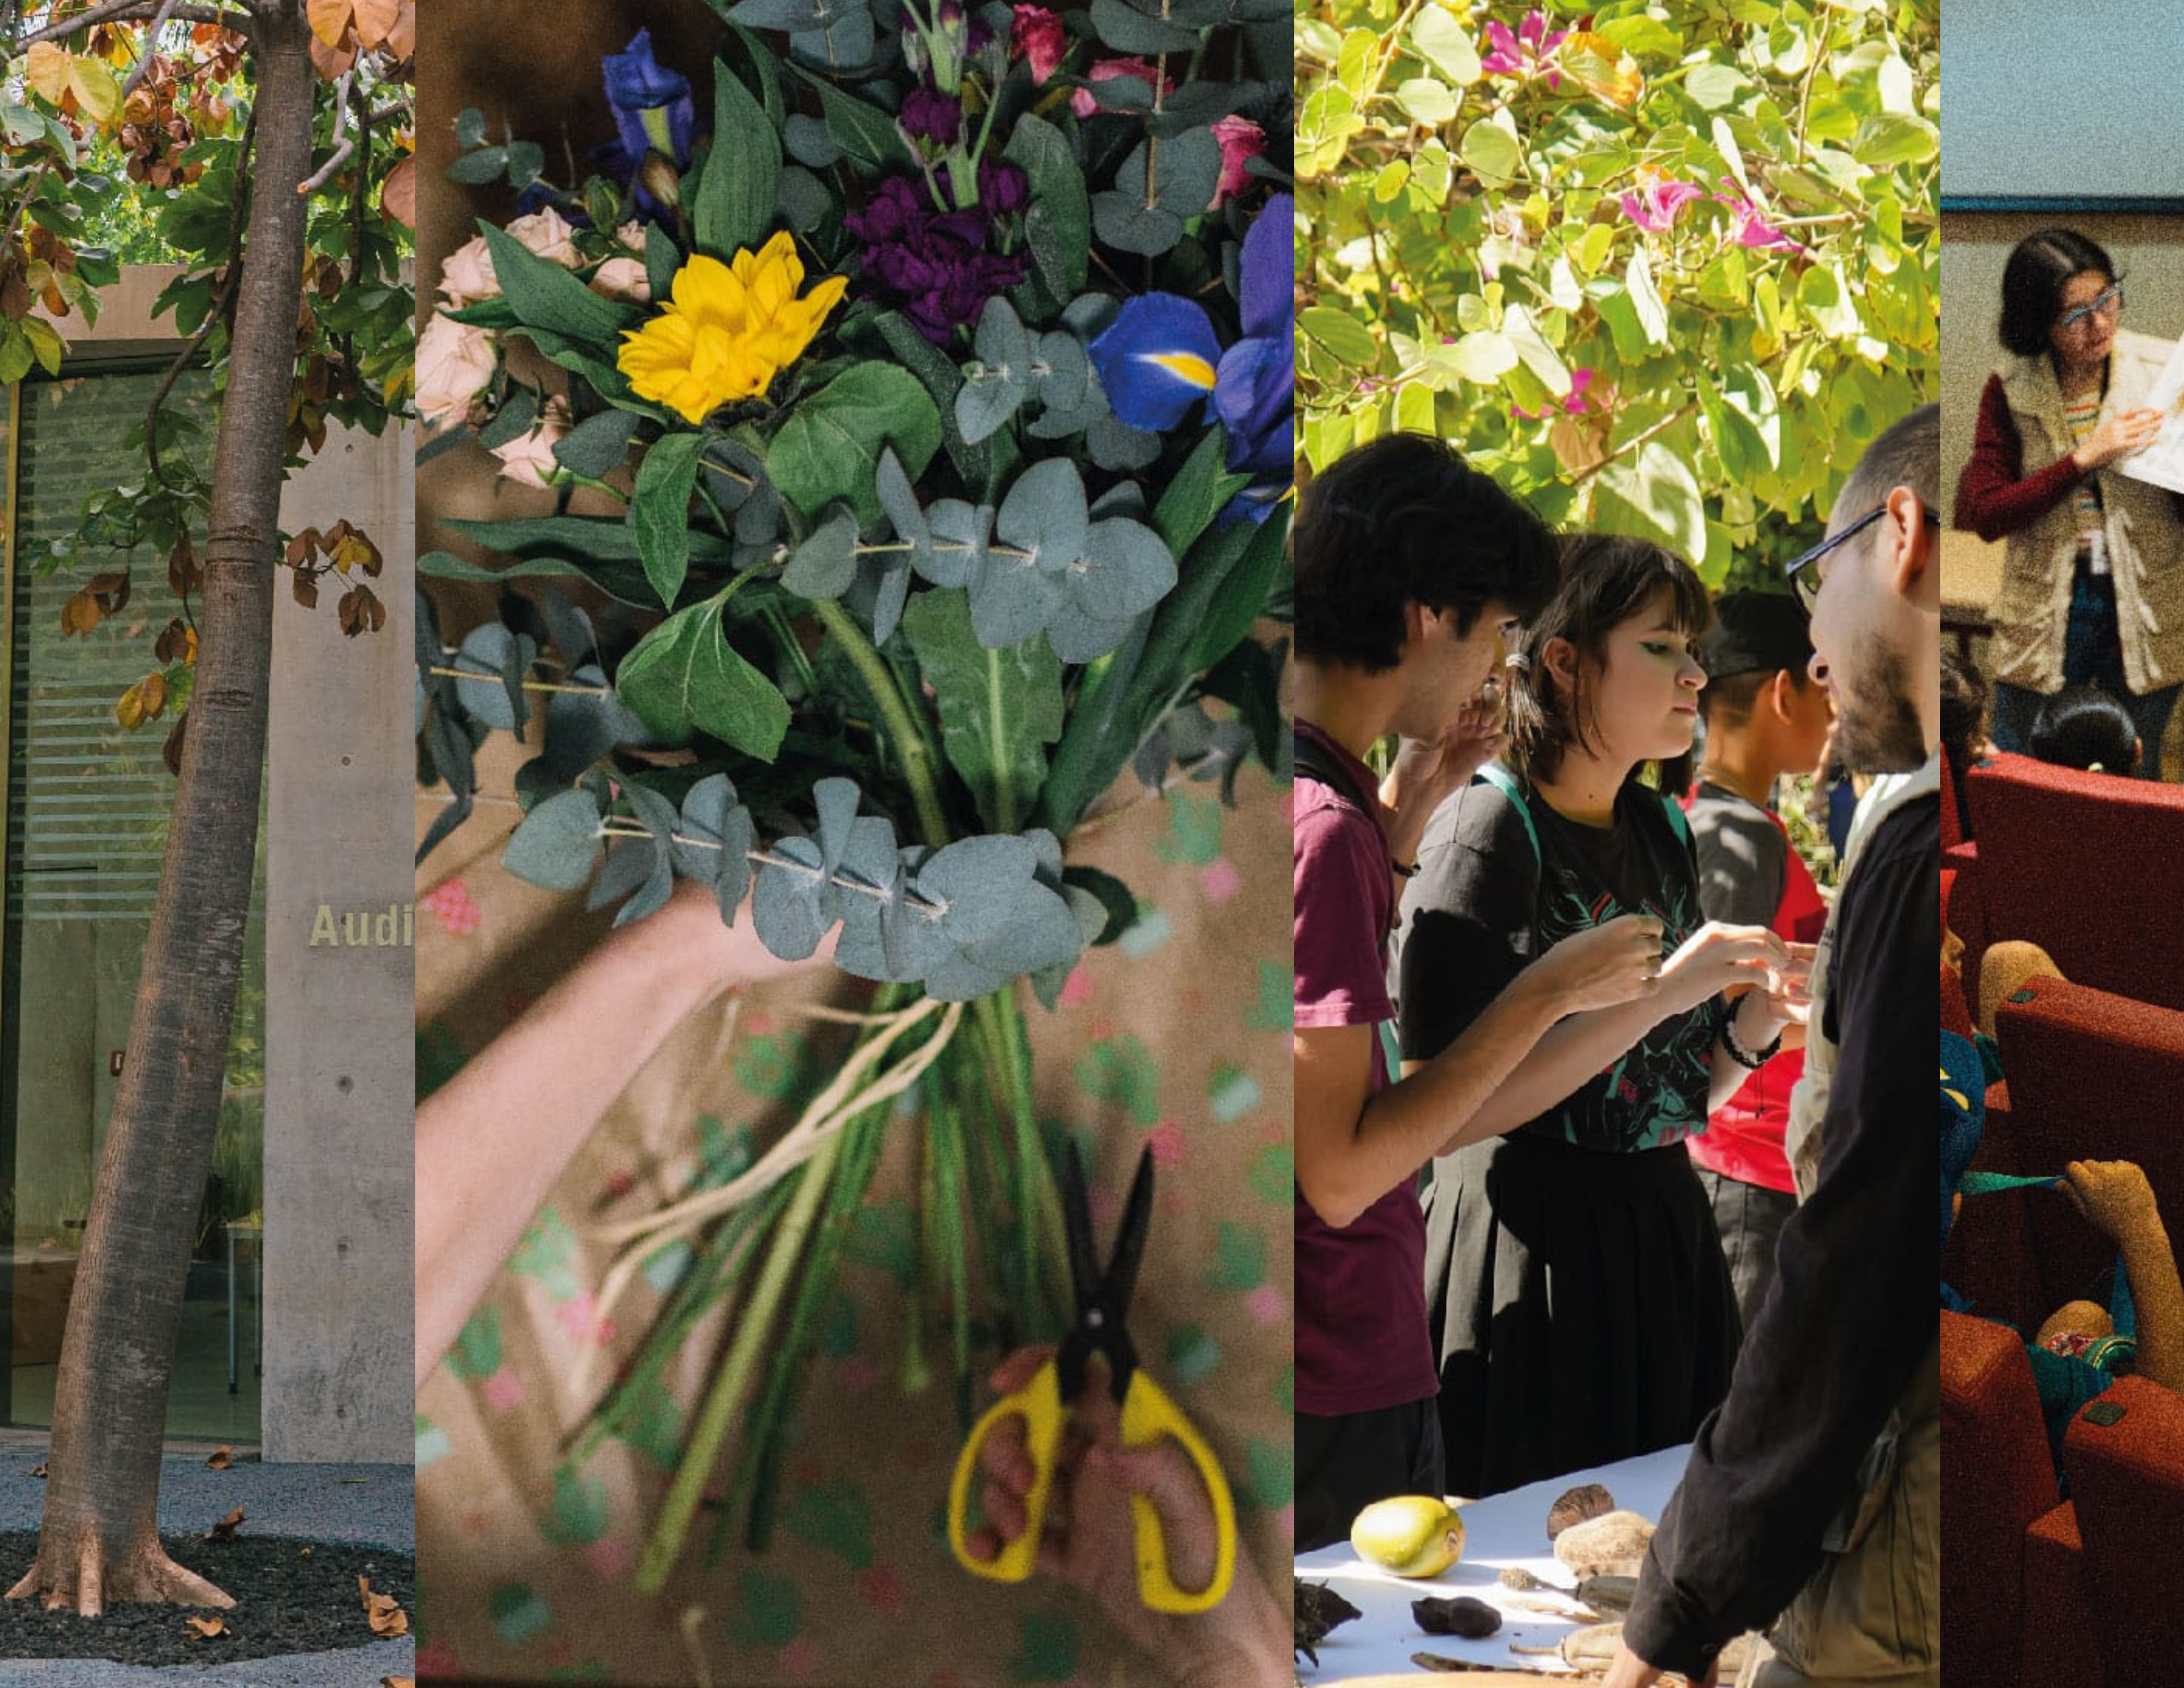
top-left (0, 1451), bottom-right (414, 1683)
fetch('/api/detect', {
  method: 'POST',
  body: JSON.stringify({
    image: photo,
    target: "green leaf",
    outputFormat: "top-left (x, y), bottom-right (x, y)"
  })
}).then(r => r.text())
top-left (1409, 8), bottom-right (1481, 84)
top-left (1853, 112), bottom-right (1937, 169)
top-left (1686, 63), bottom-right (1745, 109)
top-left (553, 408), bottom-right (642, 479)
top-left (1428, 329), bottom-right (1516, 386)
top-left (1298, 306), bottom-right (1378, 371)
top-left (503, 790), bottom-right (603, 891)
top-left (1625, 247), bottom-right (1670, 347)
top-left (787, 60), bottom-right (915, 171)
top-left (767, 364), bottom-right (942, 526)
top-left (479, 221), bottom-right (637, 349)
top-left (632, 433), bottom-right (707, 609)
top-left (692, 61), bottom-right (781, 259)
top-left (1593, 440), bottom-right (1707, 564)
top-left (615, 597), bottom-right (791, 759)
top-left (1457, 117), bottom-right (1520, 187)
top-left (902, 591), bottom-right (1064, 834)
top-left (1152, 429), bottom-right (1252, 559)
top-left (1006, 115), bottom-right (1091, 313)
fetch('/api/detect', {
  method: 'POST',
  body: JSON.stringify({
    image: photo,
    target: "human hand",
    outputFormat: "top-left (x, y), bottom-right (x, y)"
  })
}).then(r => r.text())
top-left (2073, 408), bottom-right (2164, 472)
top-left (1763, 940), bottom-right (1817, 1027)
top-left (1528, 913), bottom-right (1666, 1014)
top-left (2062, 1159), bottom-right (2162, 1245)
top-left (1656, 921), bottom-right (1786, 1013)
top-left (1384, 688), bottom-right (1506, 836)
top-left (1602, 1638), bottom-right (1717, 1688)
top-left (964, 1348), bottom-right (1286, 1686)
top-left (650, 875), bottom-right (838, 997)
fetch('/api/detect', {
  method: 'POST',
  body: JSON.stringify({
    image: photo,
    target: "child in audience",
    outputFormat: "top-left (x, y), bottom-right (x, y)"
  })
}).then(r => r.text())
top-left (2028, 684), bottom-right (2140, 775)
top-left (1940, 650), bottom-right (1992, 834)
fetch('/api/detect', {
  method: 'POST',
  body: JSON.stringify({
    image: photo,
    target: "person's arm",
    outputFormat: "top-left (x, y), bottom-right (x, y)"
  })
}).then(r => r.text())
top-left (1954, 371), bottom-right (2087, 540)
top-left (2063, 1160), bottom-right (2184, 1395)
top-left (1617, 808), bottom-right (1937, 1680)
top-left (415, 879), bottom-right (824, 1388)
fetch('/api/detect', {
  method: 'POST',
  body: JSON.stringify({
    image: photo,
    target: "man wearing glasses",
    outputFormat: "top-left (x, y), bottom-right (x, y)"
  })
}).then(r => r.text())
top-left (1605, 405), bottom-right (1941, 1688)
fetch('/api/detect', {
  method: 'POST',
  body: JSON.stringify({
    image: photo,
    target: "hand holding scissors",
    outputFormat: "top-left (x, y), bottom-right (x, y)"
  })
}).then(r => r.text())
top-left (947, 1144), bottom-right (1238, 1614)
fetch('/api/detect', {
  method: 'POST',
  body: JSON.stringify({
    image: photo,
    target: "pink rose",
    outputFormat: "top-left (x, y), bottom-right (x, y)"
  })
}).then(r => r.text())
top-left (1009, 5), bottom-right (1066, 82)
top-left (437, 234), bottom-right (498, 307)
top-left (506, 207), bottom-right (581, 268)
top-left (1070, 56), bottom-right (1175, 119)
top-left (489, 396), bottom-right (572, 490)
top-left (414, 312), bottom-right (498, 429)
top-left (589, 256), bottom-right (651, 303)
top-left (1208, 115), bottom-right (1265, 208)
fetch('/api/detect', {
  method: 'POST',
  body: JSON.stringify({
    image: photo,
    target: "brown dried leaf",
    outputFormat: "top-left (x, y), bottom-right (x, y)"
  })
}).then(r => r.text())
top-left (380, 153), bottom-right (416, 227)
top-left (337, 583), bottom-right (386, 637)
top-left (168, 530), bottom-right (201, 597)
top-left (383, 1678), bottom-right (416, 1688)
top-left (358, 1576), bottom-right (409, 1638)
top-left (60, 589), bottom-right (101, 636)
top-left (186, 1616), bottom-right (226, 1638)
top-left (206, 1507), bottom-right (245, 1541)
top-left (305, 0), bottom-right (354, 49)
top-left (163, 708), bottom-right (189, 777)
top-left (349, 0), bottom-right (399, 49)
top-left (205, 1446), bottom-right (233, 1470)
top-left (29, 1463), bottom-right (45, 1479)
top-left (292, 571), bottom-right (319, 610)
top-left (384, 0), bottom-right (415, 59)
top-left (309, 31), bottom-right (358, 81)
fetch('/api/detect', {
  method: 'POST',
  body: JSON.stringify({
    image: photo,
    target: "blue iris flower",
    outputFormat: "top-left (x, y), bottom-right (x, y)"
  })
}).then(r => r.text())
top-left (1088, 194), bottom-right (1294, 524)
top-left (600, 31), bottom-right (696, 214)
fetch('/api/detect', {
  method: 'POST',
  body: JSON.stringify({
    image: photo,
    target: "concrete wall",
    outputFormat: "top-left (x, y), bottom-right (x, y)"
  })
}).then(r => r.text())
top-left (60, 270), bottom-right (416, 1459)
top-left (262, 428), bottom-right (416, 1462)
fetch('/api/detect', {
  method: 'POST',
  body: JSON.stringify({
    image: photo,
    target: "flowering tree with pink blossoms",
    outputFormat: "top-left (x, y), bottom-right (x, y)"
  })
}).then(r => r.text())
top-left (1296, 0), bottom-right (1938, 587)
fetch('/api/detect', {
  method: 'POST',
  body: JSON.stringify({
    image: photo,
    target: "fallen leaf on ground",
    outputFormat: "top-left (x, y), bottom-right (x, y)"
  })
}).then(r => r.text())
top-left (205, 1447), bottom-right (233, 1470)
top-left (186, 1616), bottom-right (227, 1638)
top-left (206, 1507), bottom-right (245, 1541)
top-left (29, 1464), bottom-right (45, 1478)
top-left (383, 1679), bottom-right (416, 1688)
top-left (359, 1575), bottom-right (409, 1637)
top-left (299, 1545), bottom-right (313, 1556)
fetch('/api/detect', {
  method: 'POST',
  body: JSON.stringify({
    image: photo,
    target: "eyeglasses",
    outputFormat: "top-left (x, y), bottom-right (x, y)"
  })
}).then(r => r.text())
top-left (1783, 501), bottom-right (1943, 614)
top-left (2056, 283), bottom-right (2124, 332)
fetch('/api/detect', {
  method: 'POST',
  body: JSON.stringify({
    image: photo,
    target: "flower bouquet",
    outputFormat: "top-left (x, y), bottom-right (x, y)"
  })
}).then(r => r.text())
top-left (417, 0), bottom-right (1290, 1588)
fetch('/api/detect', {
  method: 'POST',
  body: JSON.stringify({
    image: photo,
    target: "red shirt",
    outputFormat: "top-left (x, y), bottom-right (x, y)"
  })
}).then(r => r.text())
top-left (1292, 721), bottom-right (1438, 1415)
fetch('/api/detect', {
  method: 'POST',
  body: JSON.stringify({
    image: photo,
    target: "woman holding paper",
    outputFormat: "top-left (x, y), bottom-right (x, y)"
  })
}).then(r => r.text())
top-left (1955, 227), bottom-right (2184, 778)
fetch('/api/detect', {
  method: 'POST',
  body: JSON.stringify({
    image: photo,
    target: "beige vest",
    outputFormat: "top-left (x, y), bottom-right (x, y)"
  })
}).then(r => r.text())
top-left (1766, 755), bottom-right (1940, 1686)
top-left (1986, 329), bottom-right (2184, 695)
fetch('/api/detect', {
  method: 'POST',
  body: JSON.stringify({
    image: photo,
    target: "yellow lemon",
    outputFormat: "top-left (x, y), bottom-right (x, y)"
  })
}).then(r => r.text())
top-left (1350, 1495), bottom-right (1464, 1578)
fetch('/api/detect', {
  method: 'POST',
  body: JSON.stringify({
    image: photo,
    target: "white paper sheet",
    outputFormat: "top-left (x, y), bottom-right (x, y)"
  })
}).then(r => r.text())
top-left (2115, 334), bottom-right (2184, 496)
top-left (1294, 1443), bottom-right (1693, 1683)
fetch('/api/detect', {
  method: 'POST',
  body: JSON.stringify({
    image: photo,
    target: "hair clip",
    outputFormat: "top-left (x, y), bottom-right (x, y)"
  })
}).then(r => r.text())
top-left (1503, 651), bottom-right (1532, 672)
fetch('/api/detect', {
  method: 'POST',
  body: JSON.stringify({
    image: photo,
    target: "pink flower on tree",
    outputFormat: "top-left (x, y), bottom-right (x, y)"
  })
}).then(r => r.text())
top-left (1620, 175), bottom-right (1704, 233)
top-left (1511, 366), bottom-right (1596, 421)
top-left (1713, 180), bottom-right (1805, 251)
top-left (1208, 115), bottom-right (1265, 208)
top-left (1070, 55), bottom-right (1176, 119)
top-left (1008, 4), bottom-right (1067, 82)
top-left (1481, 10), bottom-right (1569, 86)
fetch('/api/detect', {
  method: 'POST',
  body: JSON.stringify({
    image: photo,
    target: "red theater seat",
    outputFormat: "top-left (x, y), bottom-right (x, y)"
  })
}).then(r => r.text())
top-left (1968, 751), bottom-right (2184, 1010)
top-left (1942, 1310), bottom-right (2076, 1688)
top-left (1993, 975), bottom-right (2184, 1316)
top-left (2061, 1377), bottom-right (2184, 1688)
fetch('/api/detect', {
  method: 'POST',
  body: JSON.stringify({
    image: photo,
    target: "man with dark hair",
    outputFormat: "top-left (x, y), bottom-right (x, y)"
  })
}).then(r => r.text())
top-left (1293, 434), bottom-right (1665, 1548)
top-left (1609, 404), bottom-right (1941, 1688)
top-left (1684, 592), bottom-right (1833, 1327)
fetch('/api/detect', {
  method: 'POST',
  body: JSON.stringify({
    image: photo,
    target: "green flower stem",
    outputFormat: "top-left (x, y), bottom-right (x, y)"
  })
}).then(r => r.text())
top-left (811, 595), bottom-right (952, 848)
top-left (423, 666), bottom-right (606, 695)
top-left (765, 601), bottom-right (821, 700)
top-left (636, 1135), bottom-right (843, 1592)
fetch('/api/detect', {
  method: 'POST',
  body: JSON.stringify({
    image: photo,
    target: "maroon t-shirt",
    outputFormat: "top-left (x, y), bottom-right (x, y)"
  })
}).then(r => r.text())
top-left (1293, 721), bottom-right (1439, 1417)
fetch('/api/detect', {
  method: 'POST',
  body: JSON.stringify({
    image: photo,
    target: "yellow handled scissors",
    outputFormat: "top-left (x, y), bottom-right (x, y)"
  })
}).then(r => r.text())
top-left (947, 1143), bottom-right (1238, 1614)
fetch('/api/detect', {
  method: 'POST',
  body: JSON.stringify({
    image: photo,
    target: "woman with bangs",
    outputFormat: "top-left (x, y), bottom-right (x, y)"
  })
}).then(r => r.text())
top-left (1394, 534), bottom-right (1802, 1497)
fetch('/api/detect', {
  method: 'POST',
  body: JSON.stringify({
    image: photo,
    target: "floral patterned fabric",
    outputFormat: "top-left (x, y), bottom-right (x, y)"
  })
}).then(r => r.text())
top-left (413, 741), bottom-right (1293, 1685)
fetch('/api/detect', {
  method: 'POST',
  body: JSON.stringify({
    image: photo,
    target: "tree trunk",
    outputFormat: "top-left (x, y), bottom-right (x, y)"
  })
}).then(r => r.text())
top-left (8, 3), bottom-right (318, 1616)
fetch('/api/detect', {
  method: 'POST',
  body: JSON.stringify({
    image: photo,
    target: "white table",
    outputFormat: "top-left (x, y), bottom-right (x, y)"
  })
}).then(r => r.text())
top-left (1295, 1443), bottom-right (1693, 1684)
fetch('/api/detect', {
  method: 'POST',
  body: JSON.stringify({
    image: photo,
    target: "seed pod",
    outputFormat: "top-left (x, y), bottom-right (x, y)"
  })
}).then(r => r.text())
top-left (1411, 1595), bottom-right (1503, 1639)
top-left (1545, 1482), bottom-right (1617, 1543)
top-left (1552, 1510), bottom-right (1656, 1578)
top-left (1576, 1573), bottom-right (1639, 1614)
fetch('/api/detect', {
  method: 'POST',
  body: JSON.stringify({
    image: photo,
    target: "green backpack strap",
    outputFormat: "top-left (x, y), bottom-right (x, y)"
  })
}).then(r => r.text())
top-left (1475, 763), bottom-right (1541, 867)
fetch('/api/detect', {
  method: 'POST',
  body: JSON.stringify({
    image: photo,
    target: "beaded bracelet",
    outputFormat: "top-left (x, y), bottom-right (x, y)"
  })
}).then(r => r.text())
top-left (1717, 998), bottom-right (1782, 1070)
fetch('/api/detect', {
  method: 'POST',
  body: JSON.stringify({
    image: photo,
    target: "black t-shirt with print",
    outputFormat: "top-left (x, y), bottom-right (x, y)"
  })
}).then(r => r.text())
top-left (1393, 772), bottom-right (1717, 1153)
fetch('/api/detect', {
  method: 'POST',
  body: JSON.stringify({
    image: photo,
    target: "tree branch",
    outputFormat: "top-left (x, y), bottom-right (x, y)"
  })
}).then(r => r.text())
top-left (13, 0), bottom-right (245, 49)
top-left (116, 0), bottom-right (179, 102)
top-left (294, 67), bottom-right (352, 193)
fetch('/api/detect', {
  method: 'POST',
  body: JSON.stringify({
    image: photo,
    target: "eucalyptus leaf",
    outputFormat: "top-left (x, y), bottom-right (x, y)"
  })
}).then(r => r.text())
top-left (503, 789), bottom-right (603, 891)
top-left (1091, 190), bottom-right (1184, 258)
top-left (452, 623), bottom-right (521, 731)
top-left (783, 113), bottom-right (842, 168)
top-left (915, 834), bottom-right (1040, 949)
top-left (919, 499), bottom-right (991, 589)
top-left (1088, 0), bottom-right (1199, 54)
top-left (1005, 116), bottom-right (1090, 311)
top-left (752, 835), bottom-right (835, 958)
top-left (782, 507), bottom-right (860, 599)
top-left (554, 408), bottom-right (643, 479)
top-left (540, 663), bottom-right (647, 782)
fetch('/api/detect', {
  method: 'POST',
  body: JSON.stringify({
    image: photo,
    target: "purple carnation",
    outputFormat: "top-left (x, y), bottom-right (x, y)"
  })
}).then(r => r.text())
top-left (844, 169), bottom-right (1032, 345)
